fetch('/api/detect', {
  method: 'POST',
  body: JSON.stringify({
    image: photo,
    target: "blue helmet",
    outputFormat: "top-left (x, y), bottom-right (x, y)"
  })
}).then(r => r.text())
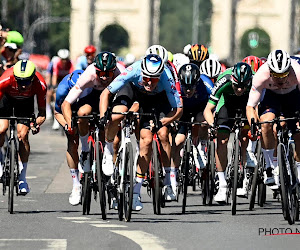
top-left (141, 54), bottom-right (164, 78)
top-left (67, 70), bottom-right (84, 89)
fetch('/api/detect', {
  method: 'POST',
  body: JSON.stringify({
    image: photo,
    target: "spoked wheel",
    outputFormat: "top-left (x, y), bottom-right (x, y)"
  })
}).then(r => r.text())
top-left (8, 140), bottom-right (15, 214)
top-left (123, 143), bottom-right (134, 222)
top-left (82, 173), bottom-right (92, 215)
top-left (231, 137), bottom-right (240, 216)
top-left (152, 140), bottom-right (162, 215)
top-left (96, 135), bottom-right (106, 220)
top-left (278, 143), bottom-right (296, 225)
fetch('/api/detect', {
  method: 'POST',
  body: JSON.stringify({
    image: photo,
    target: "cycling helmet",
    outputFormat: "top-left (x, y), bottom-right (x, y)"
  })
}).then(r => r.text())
top-left (84, 45), bottom-right (96, 54)
top-left (267, 49), bottom-right (291, 73)
top-left (186, 44), bottom-right (209, 63)
top-left (260, 57), bottom-right (267, 64)
top-left (13, 60), bottom-right (36, 85)
top-left (146, 45), bottom-right (168, 63)
top-left (57, 49), bottom-right (70, 59)
top-left (94, 51), bottom-right (116, 71)
top-left (231, 62), bottom-right (253, 88)
top-left (172, 53), bottom-right (190, 72)
top-left (200, 58), bottom-right (221, 79)
top-left (178, 63), bottom-right (200, 87)
top-left (168, 51), bottom-right (173, 62)
top-left (242, 55), bottom-right (262, 73)
top-left (141, 54), bottom-right (164, 78)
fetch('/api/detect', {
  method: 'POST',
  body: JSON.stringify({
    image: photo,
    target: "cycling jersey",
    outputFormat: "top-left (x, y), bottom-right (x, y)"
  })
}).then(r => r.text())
top-left (107, 61), bottom-right (182, 108)
top-left (64, 63), bottom-right (121, 105)
top-left (166, 60), bottom-right (181, 97)
top-left (75, 56), bottom-right (88, 71)
top-left (0, 67), bottom-right (47, 108)
top-left (247, 59), bottom-right (300, 107)
top-left (53, 59), bottom-right (74, 82)
top-left (55, 70), bottom-right (93, 113)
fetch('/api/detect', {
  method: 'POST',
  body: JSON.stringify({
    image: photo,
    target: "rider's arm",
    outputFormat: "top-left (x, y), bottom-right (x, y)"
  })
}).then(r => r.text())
top-left (99, 88), bottom-right (113, 118)
top-left (36, 107), bottom-right (46, 126)
top-left (160, 107), bottom-right (183, 126)
top-left (35, 72), bottom-right (47, 126)
top-left (203, 102), bottom-right (216, 126)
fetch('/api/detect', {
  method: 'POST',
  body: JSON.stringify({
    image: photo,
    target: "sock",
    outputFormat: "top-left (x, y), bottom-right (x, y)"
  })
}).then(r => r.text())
top-left (217, 171), bottom-right (226, 187)
top-left (247, 140), bottom-right (253, 152)
top-left (80, 133), bottom-right (89, 152)
top-left (104, 140), bottom-right (114, 155)
top-left (262, 148), bottom-right (274, 169)
top-left (164, 167), bottom-right (171, 186)
top-left (133, 175), bottom-right (144, 194)
top-left (296, 161), bottom-right (300, 183)
top-left (170, 167), bottom-right (177, 188)
top-left (70, 169), bottom-right (80, 187)
top-left (251, 140), bottom-right (257, 152)
top-left (19, 162), bottom-right (28, 182)
top-left (198, 140), bottom-right (207, 153)
top-left (273, 156), bottom-right (278, 168)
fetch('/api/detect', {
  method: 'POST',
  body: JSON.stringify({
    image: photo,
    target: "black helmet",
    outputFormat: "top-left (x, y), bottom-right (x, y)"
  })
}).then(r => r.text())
top-left (94, 51), bottom-right (116, 71)
top-left (178, 63), bottom-right (200, 87)
top-left (232, 62), bottom-right (253, 88)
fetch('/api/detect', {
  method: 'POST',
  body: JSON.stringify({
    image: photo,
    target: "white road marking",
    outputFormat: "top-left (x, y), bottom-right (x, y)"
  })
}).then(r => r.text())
top-left (26, 176), bottom-right (37, 179)
top-left (58, 217), bottom-right (90, 220)
top-left (0, 239), bottom-right (67, 250)
top-left (72, 220), bottom-right (108, 224)
top-left (110, 230), bottom-right (166, 250)
top-left (91, 224), bottom-right (127, 228)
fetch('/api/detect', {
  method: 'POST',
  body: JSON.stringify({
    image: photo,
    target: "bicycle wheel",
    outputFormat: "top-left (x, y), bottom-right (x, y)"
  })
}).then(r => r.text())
top-left (8, 140), bottom-right (15, 214)
top-left (152, 140), bottom-right (162, 215)
top-left (182, 139), bottom-right (191, 214)
top-left (96, 134), bottom-right (106, 220)
top-left (115, 153), bottom-right (124, 221)
top-left (288, 143), bottom-right (298, 222)
top-left (82, 173), bottom-right (91, 215)
top-left (123, 142), bottom-right (134, 222)
top-left (278, 143), bottom-right (296, 225)
top-left (231, 136), bottom-right (240, 215)
top-left (249, 140), bottom-right (262, 210)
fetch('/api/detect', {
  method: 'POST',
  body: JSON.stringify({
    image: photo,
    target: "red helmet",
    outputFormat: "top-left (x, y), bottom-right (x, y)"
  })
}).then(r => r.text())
top-left (242, 55), bottom-right (262, 73)
top-left (84, 45), bottom-right (96, 54)
top-left (260, 57), bottom-right (267, 65)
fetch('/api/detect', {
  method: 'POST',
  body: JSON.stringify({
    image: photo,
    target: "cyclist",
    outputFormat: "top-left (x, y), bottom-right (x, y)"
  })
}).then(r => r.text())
top-left (61, 51), bottom-right (121, 175)
top-left (204, 62), bottom-right (253, 202)
top-left (246, 49), bottom-right (300, 186)
top-left (100, 54), bottom-right (183, 210)
top-left (199, 58), bottom-right (222, 84)
top-left (171, 63), bottom-right (214, 200)
top-left (75, 45), bottom-right (97, 71)
top-left (55, 69), bottom-right (93, 205)
top-left (0, 60), bottom-right (47, 194)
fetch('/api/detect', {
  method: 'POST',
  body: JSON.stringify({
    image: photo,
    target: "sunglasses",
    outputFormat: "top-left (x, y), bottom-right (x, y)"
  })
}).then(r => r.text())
top-left (270, 71), bottom-right (289, 78)
top-left (96, 70), bottom-right (114, 78)
top-left (16, 78), bottom-right (33, 86)
top-left (142, 76), bottom-right (160, 84)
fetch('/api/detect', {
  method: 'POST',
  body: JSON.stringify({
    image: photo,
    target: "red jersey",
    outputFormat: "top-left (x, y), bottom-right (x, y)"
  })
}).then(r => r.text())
top-left (53, 59), bottom-right (74, 81)
top-left (0, 67), bottom-right (47, 108)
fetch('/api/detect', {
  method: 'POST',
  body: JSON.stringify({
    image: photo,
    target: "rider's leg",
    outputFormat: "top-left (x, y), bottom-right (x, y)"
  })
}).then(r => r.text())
top-left (0, 120), bottom-right (9, 178)
top-left (171, 133), bottom-right (185, 191)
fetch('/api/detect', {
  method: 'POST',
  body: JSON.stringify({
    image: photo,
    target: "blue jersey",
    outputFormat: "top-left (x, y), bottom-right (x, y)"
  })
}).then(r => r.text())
top-left (75, 56), bottom-right (88, 70)
top-left (55, 70), bottom-right (92, 113)
top-left (107, 61), bottom-right (182, 108)
top-left (181, 74), bottom-right (214, 109)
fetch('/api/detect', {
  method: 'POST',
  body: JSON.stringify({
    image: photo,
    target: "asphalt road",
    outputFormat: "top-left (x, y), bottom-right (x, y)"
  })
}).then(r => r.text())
top-left (0, 120), bottom-right (300, 250)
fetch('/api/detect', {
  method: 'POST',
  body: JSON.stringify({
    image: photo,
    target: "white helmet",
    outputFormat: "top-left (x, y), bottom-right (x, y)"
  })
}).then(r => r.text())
top-left (57, 49), bottom-right (70, 59)
top-left (267, 49), bottom-right (291, 73)
top-left (172, 53), bottom-right (190, 72)
top-left (146, 45), bottom-right (168, 63)
top-left (141, 54), bottom-right (164, 78)
top-left (200, 59), bottom-right (221, 79)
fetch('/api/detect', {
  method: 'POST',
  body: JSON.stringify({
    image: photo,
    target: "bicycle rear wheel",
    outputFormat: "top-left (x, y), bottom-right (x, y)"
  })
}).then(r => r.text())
top-left (231, 137), bottom-right (240, 215)
top-left (278, 143), bottom-right (296, 225)
top-left (123, 142), bottom-right (134, 222)
top-left (8, 140), bottom-right (15, 214)
top-left (96, 135), bottom-right (106, 220)
top-left (152, 140), bottom-right (162, 215)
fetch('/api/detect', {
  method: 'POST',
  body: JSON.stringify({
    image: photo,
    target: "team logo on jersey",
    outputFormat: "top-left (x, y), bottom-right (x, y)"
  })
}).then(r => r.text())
top-left (121, 72), bottom-right (127, 76)
top-left (127, 66), bottom-right (133, 71)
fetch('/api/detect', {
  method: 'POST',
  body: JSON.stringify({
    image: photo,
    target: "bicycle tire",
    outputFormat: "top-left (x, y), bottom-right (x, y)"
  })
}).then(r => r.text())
top-left (152, 140), bottom-right (162, 215)
top-left (82, 173), bottom-right (91, 215)
top-left (115, 153), bottom-right (124, 221)
top-left (278, 143), bottom-right (295, 224)
top-left (258, 182), bottom-right (266, 207)
top-left (96, 134), bottom-right (106, 220)
top-left (8, 139), bottom-right (15, 214)
top-left (182, 139), bottom-right (191, 214)
top-left (288, 143), bottom-right (298, 223)
top-left (231, 136), bottom-right (240, 215)
top-left (123, 142), bottom-right (134, 222)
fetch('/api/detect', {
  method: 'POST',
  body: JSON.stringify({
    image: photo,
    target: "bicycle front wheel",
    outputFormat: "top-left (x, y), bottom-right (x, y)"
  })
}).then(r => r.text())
top-left (231, 137), bottom-right (240, 215)
top-left (82, 173), bottom-right (91, 215)
top-left (96, 135), bottom-right (106, 220)
top-left (182, 139), bottom-right (192, 214)
top-left (123, 142), bottom-right (134, 222)
top-left (152, 140), bottom-right (162, 215)
top-left (8, 140), bottom-right (15, 214)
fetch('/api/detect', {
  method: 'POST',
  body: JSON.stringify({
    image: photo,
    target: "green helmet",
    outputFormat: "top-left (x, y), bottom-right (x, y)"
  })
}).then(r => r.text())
top-left (232, 62), bottom-right (253, 88)
top-left (94, 51), bottom-right (116, 71)
top-left (13, 60), bottom-right (36, 85)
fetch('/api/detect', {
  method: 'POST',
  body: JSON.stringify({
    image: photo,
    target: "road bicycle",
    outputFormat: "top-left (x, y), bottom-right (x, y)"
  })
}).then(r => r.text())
top-left (71, 112), bottom-right (106, 219)
top-left (0, 114), bottom-right (35, 214)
